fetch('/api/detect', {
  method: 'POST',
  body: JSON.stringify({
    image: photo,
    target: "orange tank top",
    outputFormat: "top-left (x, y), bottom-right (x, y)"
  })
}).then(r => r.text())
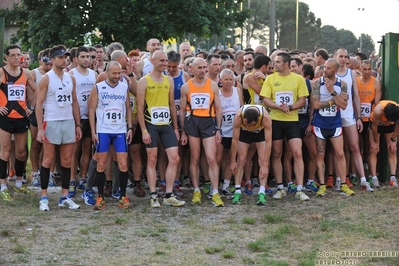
top-left (0, 67), bottom-right (28, 119)
top-left (186, 78), bottom-right (215, 117)
top-left (370, 100), bottom-right (396, 126)
top-left (357, 76), bottom-right (376, 122)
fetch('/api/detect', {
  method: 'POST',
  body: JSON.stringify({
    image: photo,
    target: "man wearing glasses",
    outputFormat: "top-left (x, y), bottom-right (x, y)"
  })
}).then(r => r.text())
top-left (0, 44), bottom-right (36, 201)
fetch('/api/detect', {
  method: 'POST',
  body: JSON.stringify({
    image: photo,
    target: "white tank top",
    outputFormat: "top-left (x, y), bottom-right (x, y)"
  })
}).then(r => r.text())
top-left (33, 68), bottom-right (44, 86)
top-left (72, 68), bottom-right (96, 119)
top-left (142, 58), bottom-right (153, 76)
top-left (44, 70), bottom-right (74, 121)
top-left (337, 68), bottom-right (354, 119)
top-left (95, 80), bottom-right (128, 134)
top-left (219, 87), bottom-right (241, 138)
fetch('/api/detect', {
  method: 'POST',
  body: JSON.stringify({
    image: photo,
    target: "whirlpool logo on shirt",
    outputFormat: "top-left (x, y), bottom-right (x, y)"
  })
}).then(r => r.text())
top-left (274, 81), bottom-right (282, 87)
top-left (99, 92), bottom-right (125, 101)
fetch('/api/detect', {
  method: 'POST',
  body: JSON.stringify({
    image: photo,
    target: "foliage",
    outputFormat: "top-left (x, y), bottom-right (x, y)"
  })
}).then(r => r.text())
top-left (317, 25), bottom-right (375, 56)
top-left (0, 0), bottom-right (249, 54)
top-left (242, 0), bottom-right (321, 51)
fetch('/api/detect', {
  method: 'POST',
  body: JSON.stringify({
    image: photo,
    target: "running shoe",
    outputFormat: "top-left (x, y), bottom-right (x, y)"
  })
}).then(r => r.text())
top-left (305, 181), bottom-right (319, 193)
top-left (316, 185), bottom-right (327, 196)
top-left (252, 177), bottom-right (260, 188)
top-left (68, 181), bottom-right (77, 197)
top-left (163, 195), bottom-right (185, 207)
top-left (31, 172), bottom-right (40, 187)
top-left (221, 189), bottom-right (234, 199)
top-left (14, 186), bottom-right (33, 195)
top-left (265, 185), bottom-right (273, 195)
top-left (111, 190), bottom-right (121, 199)
top-left (104, 183), bottom-right (112, 197)
top-left (82, 189), bottom-right (96, 206)
top-left (335, 178), bottom-right (341, 191)
top-left (389, 176), bottom-right (398, 187)
top-left (150, 197), bottom-right (161, 208)
top-left (288, 183), bottom-right (297, 194)
top-left (118, 196), bottom-right (132, 209)
top-left (326, 175), bottom-right (334, 188)
top-left (244, 182), bottom-right (253, 195)
top-left (93, 196), bottom-right (106, 210)
top-left (256, 193), bottom-right (266, 205)
top-left (182, 178), bottom-right (191, 188)
top-left (173, 184), bottom-right (184, 197)
top-left (58, 196), bottom-right (80, 209)
top-left (77, 179), bottom-right (87, 191)
top-left (203, 181), bottom-right (211, 194)
top-left (211, 193), bottom-right (224, 207)
top-left (192, 191), bottom-right (201, 204)
top-left (0, 189), bottom-right (13, 201)
top-left (48, 174), bottom-right (56, 187)
top-left (340, 184), bottom-right (355, 196)
top-left (39, 198), bottom-right (49, 211)
top-left (133, 183), bottom-right (146, 197)
top-left (232, 192), bottom-right (242, 204)
top-left (346, 176), bottom-right (354, 188)
top-left (350, 174), bottom-right (358, 186)
top-left (371, 177), bottom-right (381, 188)
top-left (295, 191), bottom-right (310, 201)
top-left (361, 181), bottom-right (374, 192)
top-left (157, 182), bottom-right (166, 196)
top-left (272, 189), bottom-right (287, 199)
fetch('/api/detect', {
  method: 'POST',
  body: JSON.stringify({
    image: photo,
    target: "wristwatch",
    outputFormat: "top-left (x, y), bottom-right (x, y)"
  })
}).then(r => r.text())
top-left (330, 91), bottom-right (338, 96)
top-left (289, 105), bottom-right (293, 111)
top-left (391, 137), bottom-right (397, 142)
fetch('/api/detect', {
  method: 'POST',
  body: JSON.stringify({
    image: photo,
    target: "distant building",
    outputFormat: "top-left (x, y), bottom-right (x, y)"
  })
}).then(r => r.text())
top-left (0, 0), bottom-right (22, 44)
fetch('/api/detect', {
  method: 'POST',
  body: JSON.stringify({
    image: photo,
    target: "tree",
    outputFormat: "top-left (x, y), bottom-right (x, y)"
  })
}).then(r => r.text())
top-left (242, 0), bottom-right (321, 51)
top-left (317, 26), bottom-right (375, 56)
top-left (1, 0), bottom-right (248, 54)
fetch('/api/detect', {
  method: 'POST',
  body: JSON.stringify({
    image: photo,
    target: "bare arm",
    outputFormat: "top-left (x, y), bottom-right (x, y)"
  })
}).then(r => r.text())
top-left (179, 83), bottom-right (188, 130)
top-left (88, 85), bottom-right (98, 143)
top-left (134, 61), bottom-right (144, 79)
top-left (351, 70), bottom-right (361, 118)
top-left (374, 78), bottom-right (381, 105)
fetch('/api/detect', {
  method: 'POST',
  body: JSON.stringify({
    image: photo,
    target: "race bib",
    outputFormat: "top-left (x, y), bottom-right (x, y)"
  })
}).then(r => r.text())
top-left (104, 107), bottom-right (124, 124)
top-left (298, 98), bottom-right (308, 114)
top-left (56, 89), bottom-right (72, 107)
top-left (190, 93), bottom-right (210, 109)
top-left (360, 102), bottom-right (371, 118)
top-left (8, 84), bottom-right (25, 101)
top-left (275, 91), bottom-right (294, 105)
top-left (222, 110), bottom-right (236, 125)
top-left (80, 90), bottom-right (91, 103)
top-left (174, 99), bottom-right (180, 116)
top-left (319, 105), bottom-right (337, 117)
top-left (151, 106), bottom-right (170, 125)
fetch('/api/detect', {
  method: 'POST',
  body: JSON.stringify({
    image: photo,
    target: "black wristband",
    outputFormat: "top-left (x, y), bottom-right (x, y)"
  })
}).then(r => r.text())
top-left (128, 127), bottom-right (134, 131)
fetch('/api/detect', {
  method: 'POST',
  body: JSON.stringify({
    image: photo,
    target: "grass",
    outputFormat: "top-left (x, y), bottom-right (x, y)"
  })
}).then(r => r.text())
top-left (1, 133), bottom-right (399, 265)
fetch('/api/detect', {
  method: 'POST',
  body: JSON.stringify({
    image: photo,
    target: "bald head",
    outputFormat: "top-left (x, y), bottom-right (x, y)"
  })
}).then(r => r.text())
top-left (107, 60), bottom-right (122, 70)
top-left (191, 58), bottom-right (206, 67)
top-left (326, 58), bottom-right (339, 70)
top-left (111, 50), bottom-right (127, 61)
top-left (152, 50), bottom-right (167, 60)
top-left (255, 45), bottom-right (268, 55)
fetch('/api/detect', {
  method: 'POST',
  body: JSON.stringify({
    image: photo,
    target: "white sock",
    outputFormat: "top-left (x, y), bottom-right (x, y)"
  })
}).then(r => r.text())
top-left (235, 186), bottom-right (241, 194)
top-left (1, 184), bottom-right (7, 192)
top-left (306, 180), bottom-right (314, 186)
top-left (287, 181), bottom-right (293, 187)
top-left (259, 186), bottom-right (265, 194)
top-left (297, 185), bottom-right (303, 191)
top-left (360, 177), bottom-right (366, 183)
top-left (222, 179), bottom-right (230, 191)
top-left (194, 188), bottom-right (200, 192)
top-left (212, 189), bottom-right (219, 196)
top-left (372, 176), bottom-right (378, 180)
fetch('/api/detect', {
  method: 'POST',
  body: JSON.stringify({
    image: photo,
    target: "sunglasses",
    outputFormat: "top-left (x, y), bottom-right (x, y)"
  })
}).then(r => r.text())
top-left (41, 56), bottom-right (51, 63)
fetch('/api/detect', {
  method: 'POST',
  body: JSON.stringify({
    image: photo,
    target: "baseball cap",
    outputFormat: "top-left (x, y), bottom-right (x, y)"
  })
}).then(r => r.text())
top-left (50, 49), bottom-right (71, 58)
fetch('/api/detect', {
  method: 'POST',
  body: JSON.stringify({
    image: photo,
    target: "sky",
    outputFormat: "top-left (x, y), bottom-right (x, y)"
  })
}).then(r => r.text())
top-left (301, 0), bottom-right (399, 52)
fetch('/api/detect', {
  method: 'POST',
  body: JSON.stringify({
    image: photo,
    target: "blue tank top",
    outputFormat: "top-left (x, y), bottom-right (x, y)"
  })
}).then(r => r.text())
top-left (312, 77), bottom-right (342, 129)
